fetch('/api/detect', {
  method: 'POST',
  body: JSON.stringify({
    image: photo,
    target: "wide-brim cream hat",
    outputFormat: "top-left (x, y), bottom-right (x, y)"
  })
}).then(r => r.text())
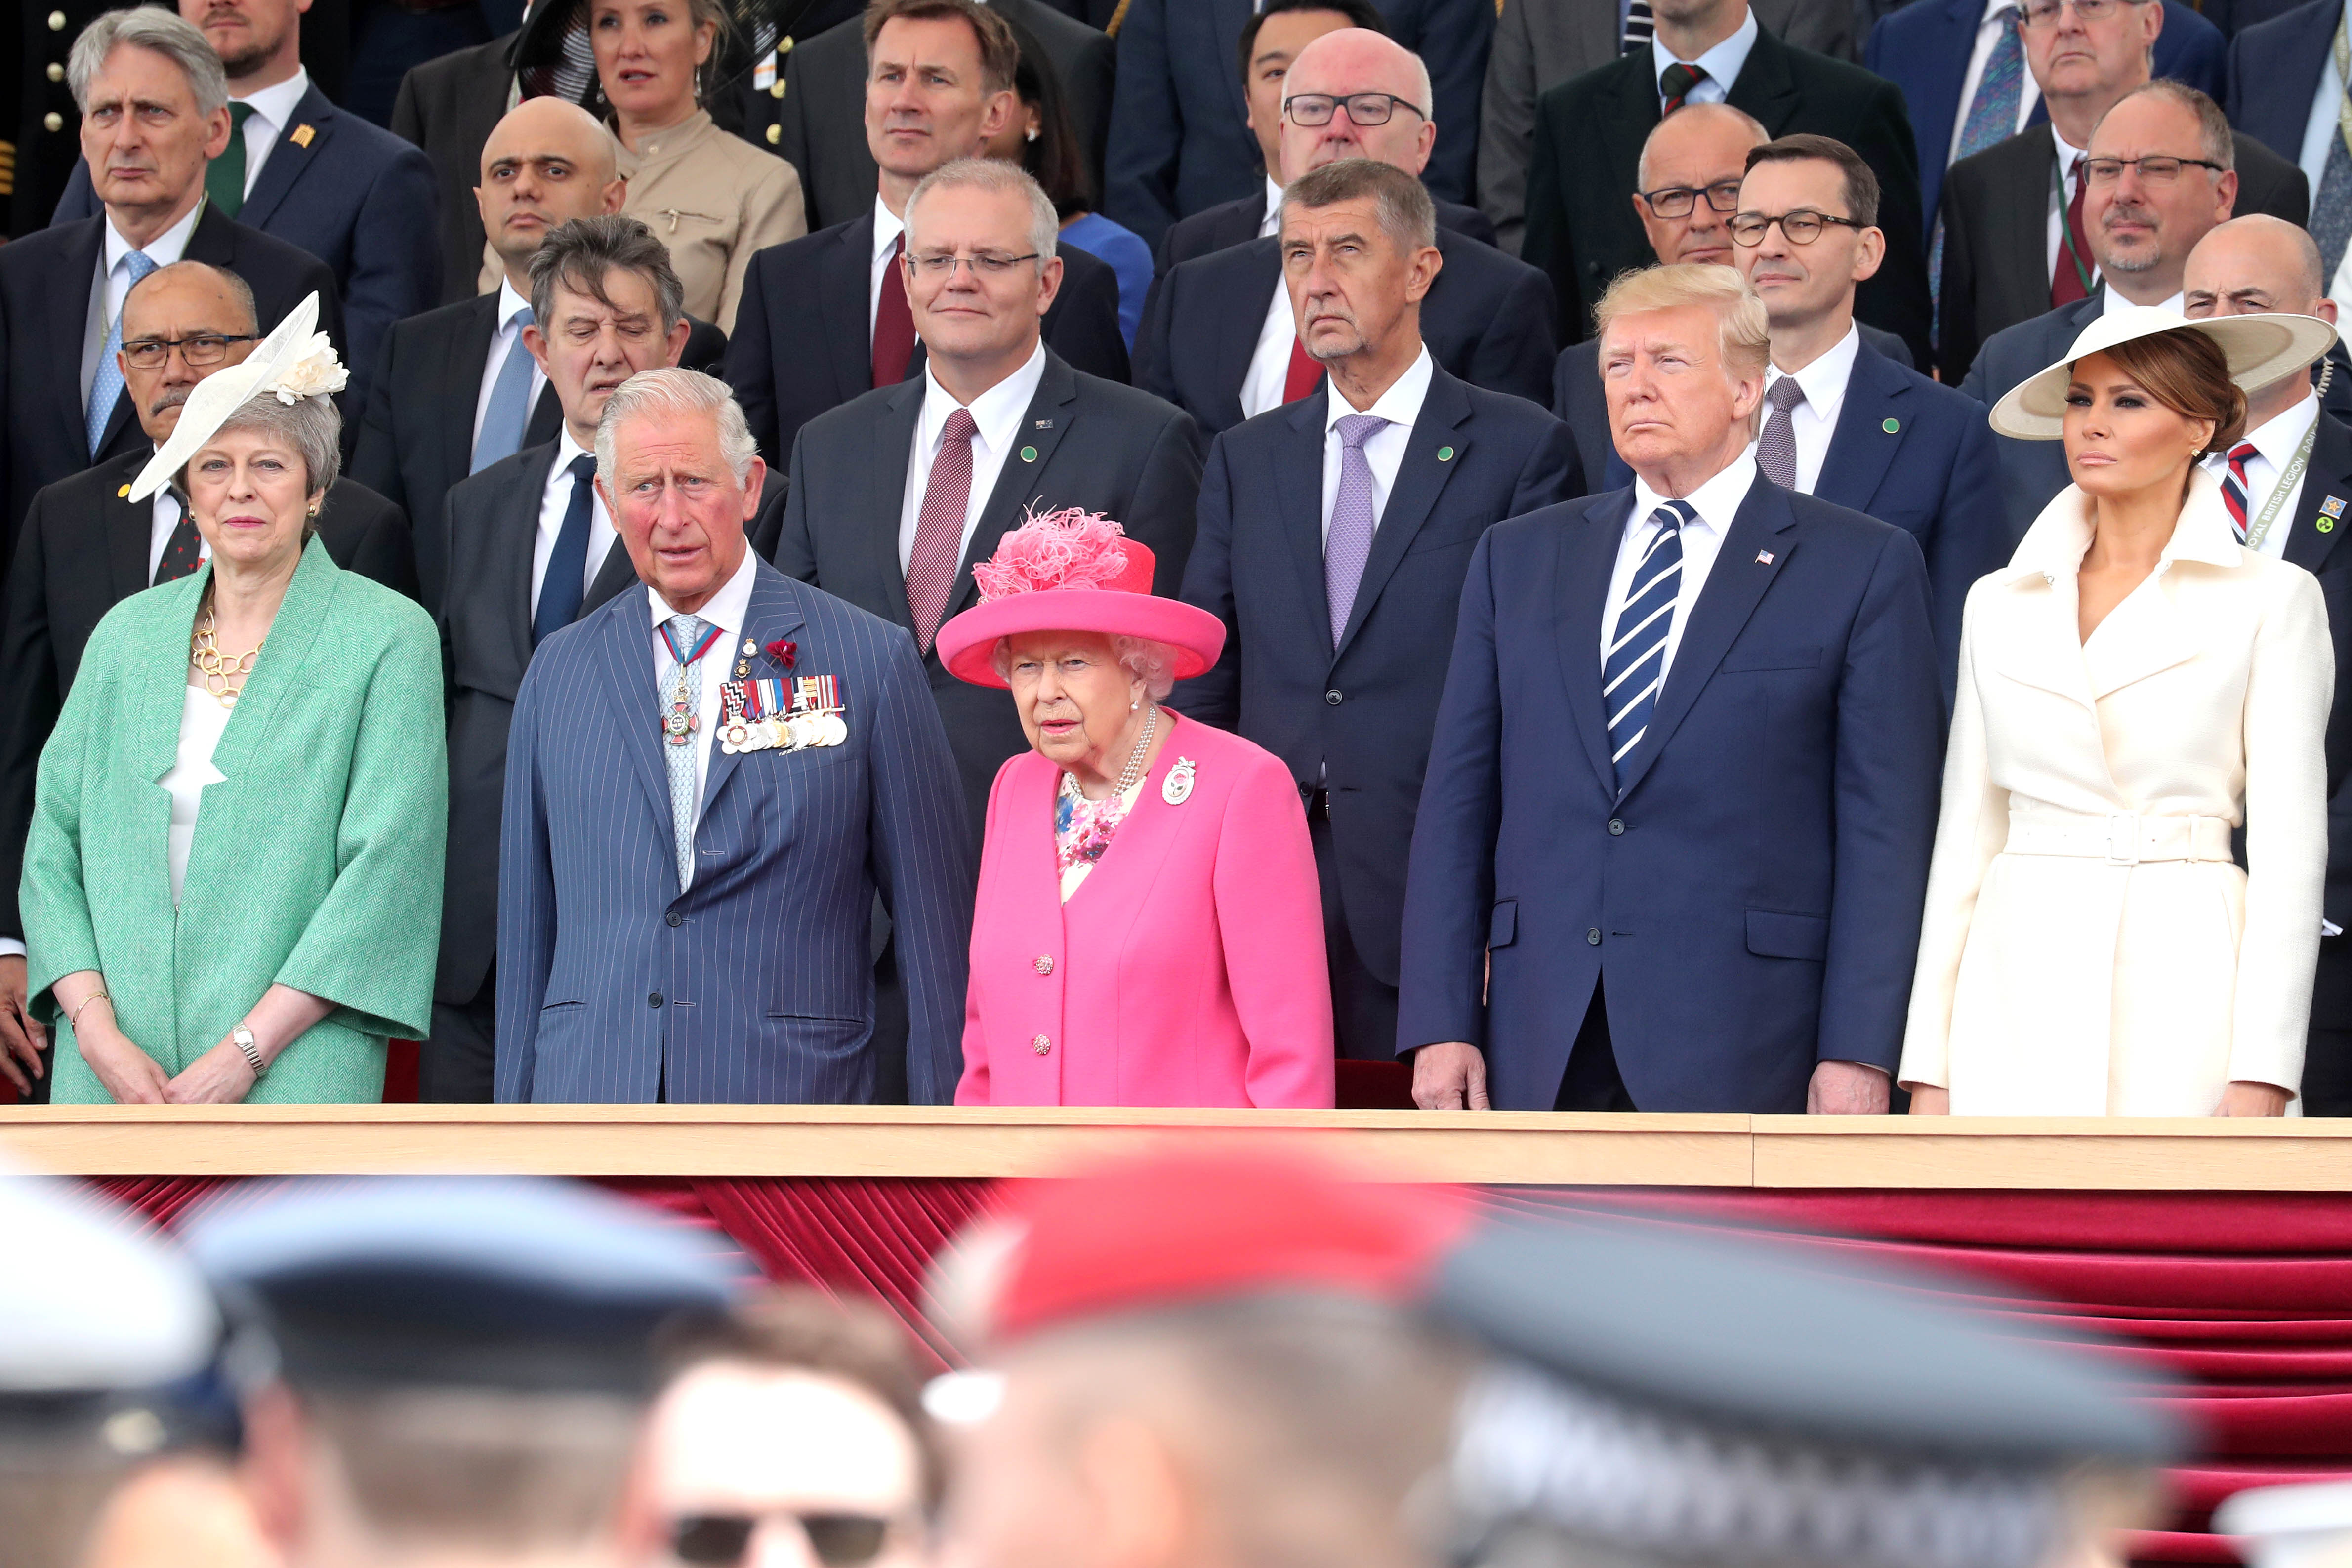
top-left (1988, 306), bottom-right (2339, 440)
top-left (128, 291), bottom-right (346, 501)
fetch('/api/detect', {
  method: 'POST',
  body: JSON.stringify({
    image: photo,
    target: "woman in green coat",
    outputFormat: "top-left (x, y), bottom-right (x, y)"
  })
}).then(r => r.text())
top-left (23, 297), bottom-right (446, 1105)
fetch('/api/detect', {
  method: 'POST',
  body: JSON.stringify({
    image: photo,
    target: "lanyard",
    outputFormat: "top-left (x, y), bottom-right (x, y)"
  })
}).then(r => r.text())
top-left (2241, 413), bottom-right (2321, 554)
top-left (2051, 155), bottom-right (2097, 299)
top-left (658, 619), bottom-right (725, 669)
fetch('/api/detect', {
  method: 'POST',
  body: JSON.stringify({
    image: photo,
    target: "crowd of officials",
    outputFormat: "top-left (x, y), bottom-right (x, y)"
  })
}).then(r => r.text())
top-left (2, 0), bottom-right (2352, 1117)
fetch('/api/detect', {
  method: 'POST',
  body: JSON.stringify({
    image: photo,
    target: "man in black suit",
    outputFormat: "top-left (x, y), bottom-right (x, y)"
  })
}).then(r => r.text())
top-left (1153, 0), bottom-right (1494, 276)
top-left (1175, 160), bottom-right (1579, 1064)
top-left (1135, 30), bottom-right (1557, 436)
top-left (774, 0), bottom-right (1112, 234)
top-left (1520, 0), bottom-right (1932, 364)
top-left (390, 28), bottom-right (520, 308)
top-left (773, 159), bottom-right (1203, 842)
top-left (1940, 4), bottom-right (2307, 381)
top-left (0, 7), bottom-right (342, 548)
top-left (728, 0), bottom-right (1128, 470)
top-left (0, 260), bottom-right (411, 1101)
top-left (352, 101), bottom-right (727, 614)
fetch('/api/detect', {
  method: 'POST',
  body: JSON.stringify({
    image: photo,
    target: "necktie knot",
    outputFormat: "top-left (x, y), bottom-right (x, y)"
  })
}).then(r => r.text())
top-left (941, 406), bottom-right (979, 446)
top-left (668, 613), bottom-right (704, 646)
top-left (569, 452), bottom-right (596, 482)
top-left (513, 302), bottom-right (537, 330)
top-left (2229, 441), bottom-right (2259, 467)
top-left (1335, 413), bottom-right (1387, 451)
top-left (1659, 61), bottom-right (1708, 110)
top-left (228, 101), bottom-right (255, 129)
top-left (1651, 498), bottom-right (1697, 535)
top-left (124, 249), bottom-right (157, 283)
top-left (1766, 377), bottom-right (1807, 413)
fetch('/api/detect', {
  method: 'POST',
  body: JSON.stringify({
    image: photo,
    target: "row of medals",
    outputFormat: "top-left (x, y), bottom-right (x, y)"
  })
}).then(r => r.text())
top-left (711, 639), bottom-right (845, 757)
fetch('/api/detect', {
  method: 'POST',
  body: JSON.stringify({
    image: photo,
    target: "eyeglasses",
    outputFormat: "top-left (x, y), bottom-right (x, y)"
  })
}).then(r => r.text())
top-left (1637, 181), bottom-right (1742, 218)
top-left (669, 1514), bottom-right (894, 1568)
top-left (904, 251), bottom-right (1042, 278)
top-left (1730, 208), bottom-right (1866, 246)
top-left (2079, 155), bottom-right (2227, 185)
top-left (119, 332), bottom-right (261, 370)
top-left (2018, 0), bottom-right (2146, 26)
top-left (1282, 91), bottom-right (1427, 127)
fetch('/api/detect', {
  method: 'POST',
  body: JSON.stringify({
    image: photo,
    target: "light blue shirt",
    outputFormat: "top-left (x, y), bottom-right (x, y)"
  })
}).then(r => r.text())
top-left (1650, 7), bottom-right (1759, 109)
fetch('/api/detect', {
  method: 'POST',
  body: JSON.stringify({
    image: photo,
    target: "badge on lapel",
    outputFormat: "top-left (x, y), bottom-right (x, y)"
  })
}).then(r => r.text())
top-left (290, 123), bottom-right (316, 148)
top-left (720, 674), bottom-right (849, 754)
top-left (1162, 757), bottom-right (1196, 806)
top-left (2322, 496), bottom-right (2346, 535)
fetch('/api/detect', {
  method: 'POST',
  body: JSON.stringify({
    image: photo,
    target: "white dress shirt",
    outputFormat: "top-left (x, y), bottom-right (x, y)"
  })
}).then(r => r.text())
top-left (1240, 271), bottom-right (1301, 420)
top-left (532, 429), bottom-right (620, 614)
top-left (1949, 0), bottom-right (2041, 167)
top-left (897, 340), bottom-right (1048, 572)
top-left (147, 485), bottom-right (206, 582)
top-left (2299, 3), bottom-right (2351, 201)
top-left (230, 69), bottom-right (310, 196)
top-left (82, 200), bottom-right (203, 403)
top-left (1257, 174), bottom-right (1285, 238)
top-left (2046, 124), bottom-right (2092, 294)
top-left (649, 542), bottom-right (760, 870)
top-left (870, 194), bottom-right (907, 335)
top-left (1320, 345), bottom-right (1434, 543)
top-left (1600, 452), bottom-right (1756, 680)
top-left (2206, 392), bottom-right (2322, 560)
top-left (1760, 324), bottom-right (1862, 495)
top-left (471, 278), bottom-right (547, 452)
top-left (2101, 286), bottom-right (2184, 317)
top-left (1650, 7), bottom-right (1758, 108)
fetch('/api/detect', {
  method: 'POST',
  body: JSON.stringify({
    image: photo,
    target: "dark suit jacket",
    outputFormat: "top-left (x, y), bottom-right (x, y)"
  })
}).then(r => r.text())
top-left (2284, 411), bottom-right (2352, 1104)
top-left (390, 33), bottom-right (515, 308)
top-left (1867, 0), bottom-right (2225, 246)
top-left (728, 214), bottom-right (1129, 468)
top-left (1103, 0), bottom-right (1496, 250)
top-left (0, 450), bottom-right (414, 944)
top-left (0, 205), bottom-right (345, 551)
top-left (1522, 30), bottom-right (1933, 363)
top-left (771, 350), bottom-right (1204, 842)
top-left (1135, 231), bottom-right (1557, 437)
top-left (349, 292), bottom-right (729, 613)
top-left (1939, 128), bottom-right (2308, 383)
top-left (54, 81), bottom-right (439, 409)
top-left (1396, 475), bottom-right (1945, 1110)
top-left (1957, 290), bottom-right (2106, 540)
top-left (1172, 365), bottom-right (1581, 988)
top-left (774, 0), bottom-right (1113, 234)
top-left (1155, 189), bottom-right (1497, 275)
top-left (2227, 0), bottom-right (2339, 164)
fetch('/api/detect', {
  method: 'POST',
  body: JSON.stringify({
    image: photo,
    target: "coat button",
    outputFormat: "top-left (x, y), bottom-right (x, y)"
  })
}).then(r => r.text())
top-left (666, 910), bottom-right (684, 927)
top-left (43, 112), bottom-right (64, 133)
top-left (46, 63), bottom-right (64, 81)
top-left (1032, 1033), bottom-right (1052, 1055)
top-left (1607, 818), bottom-right (1625, 836)
top-left (1586, 928), bottom-right (1602, 946)
top-left (1324, 689), bottom-right (1342, 705)
top-left (1033, 955), bottom-right (1053, 975)
top-left (765, 123), bottom-right (781, 144)
top-left (648, 991), bottom-right (664, 1008)
top-left (49, 10), bottom-right (67, 29)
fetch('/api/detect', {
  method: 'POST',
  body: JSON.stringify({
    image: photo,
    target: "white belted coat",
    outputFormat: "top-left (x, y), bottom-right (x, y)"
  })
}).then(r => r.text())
top-left (1900, 469), bottom-right (2333, 1114)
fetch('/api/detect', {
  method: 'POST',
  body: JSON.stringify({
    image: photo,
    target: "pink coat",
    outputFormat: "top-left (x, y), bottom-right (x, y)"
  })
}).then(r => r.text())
top-left (956, 713), bottom-right (1335, 1108)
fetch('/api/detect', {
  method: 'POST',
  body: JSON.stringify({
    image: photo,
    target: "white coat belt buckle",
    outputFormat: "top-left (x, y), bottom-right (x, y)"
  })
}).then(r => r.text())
top-left (2106, 813), bottom-right (2143, 866)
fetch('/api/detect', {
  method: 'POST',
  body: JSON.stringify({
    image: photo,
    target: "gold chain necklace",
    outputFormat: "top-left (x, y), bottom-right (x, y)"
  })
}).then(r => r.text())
top-left (189, 607), bottom-right (263, 708)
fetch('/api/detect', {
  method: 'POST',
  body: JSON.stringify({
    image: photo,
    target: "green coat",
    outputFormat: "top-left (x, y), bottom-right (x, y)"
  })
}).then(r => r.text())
top-left (25, 539), bottom-right (447, 1104)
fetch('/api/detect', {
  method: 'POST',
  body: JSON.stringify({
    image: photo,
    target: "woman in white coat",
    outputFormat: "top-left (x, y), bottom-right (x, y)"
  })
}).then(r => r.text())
top-left (1901, 309), bottom-right (2336, 1116)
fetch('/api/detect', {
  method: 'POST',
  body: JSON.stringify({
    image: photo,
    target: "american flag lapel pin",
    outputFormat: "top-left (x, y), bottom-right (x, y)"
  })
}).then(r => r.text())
top-left (1756, 550), bottom-right (1774, 565)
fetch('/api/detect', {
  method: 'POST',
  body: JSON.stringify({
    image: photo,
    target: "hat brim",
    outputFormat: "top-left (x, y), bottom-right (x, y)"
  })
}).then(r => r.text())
top-left (1989, 309), bottom-right (2340, 440)
top-left (935, 590), bottom-right (1228, 688)
top-left (129, 292), bottom-right (323, 501)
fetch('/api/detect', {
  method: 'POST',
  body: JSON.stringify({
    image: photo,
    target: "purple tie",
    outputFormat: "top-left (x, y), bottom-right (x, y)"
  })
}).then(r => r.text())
top-left (1326, 413), bottom-right (1388, 645)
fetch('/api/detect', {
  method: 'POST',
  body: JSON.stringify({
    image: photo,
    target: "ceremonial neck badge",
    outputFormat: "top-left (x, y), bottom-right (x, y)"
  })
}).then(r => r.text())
top-left (659, 619), bottom-right (726, 746)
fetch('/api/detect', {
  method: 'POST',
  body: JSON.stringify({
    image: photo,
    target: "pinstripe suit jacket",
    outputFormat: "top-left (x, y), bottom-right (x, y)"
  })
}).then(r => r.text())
top-left (494, 557), bottom-right (975, 1104)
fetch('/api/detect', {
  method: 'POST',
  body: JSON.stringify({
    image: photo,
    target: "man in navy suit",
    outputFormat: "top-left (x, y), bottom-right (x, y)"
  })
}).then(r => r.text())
top-left (497, 370), bottom-right (972, 1105)
top-left (2224, 0), bottom-right (2352, 287)
top-left (1733, 135), bottom-right (2007, 699)
top-left (1174, 160), bottom-right (1580, 1066)
top-left (53, 0), bottom-right (439, 413)
top-left (1398, 264), bottom-right (1943, 1113)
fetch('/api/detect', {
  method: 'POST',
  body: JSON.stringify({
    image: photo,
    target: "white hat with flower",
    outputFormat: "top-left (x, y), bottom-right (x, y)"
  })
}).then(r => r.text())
top-left (128, 291), bottom-right (348, 502)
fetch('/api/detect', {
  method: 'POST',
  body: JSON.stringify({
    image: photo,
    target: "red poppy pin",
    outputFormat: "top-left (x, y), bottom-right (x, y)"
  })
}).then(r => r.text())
top-left (766, 639), bottom-right (797, 670)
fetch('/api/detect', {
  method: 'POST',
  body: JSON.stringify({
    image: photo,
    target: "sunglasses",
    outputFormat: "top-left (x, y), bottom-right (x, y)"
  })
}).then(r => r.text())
top-left (670, 1513), bottom-right (894, 1568)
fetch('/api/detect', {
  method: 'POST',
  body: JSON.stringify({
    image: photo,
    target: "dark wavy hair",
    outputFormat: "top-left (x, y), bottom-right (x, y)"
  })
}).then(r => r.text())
top-left (2089, 328), bottom-right (2248, 458)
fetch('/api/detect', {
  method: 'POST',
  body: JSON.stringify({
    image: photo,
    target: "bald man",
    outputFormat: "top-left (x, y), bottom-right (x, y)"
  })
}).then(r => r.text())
top-left (350, 97), bottom-right (729, 614)
top-left (1550, 106), bottom-right (1912, 488)
top-left (2184, 214), bottom-right (2352, 1116)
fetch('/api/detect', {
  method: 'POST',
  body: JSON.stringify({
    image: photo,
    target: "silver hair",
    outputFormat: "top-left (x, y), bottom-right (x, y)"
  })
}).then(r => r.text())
top-left (69, 8), bottom-right (229, 118)
top-left (1282, 158), bottom-right (1439, 251)
top-left (594, 368), bottom-right (759, 491)
top-left (182, 388), bottom-right (344, 500)
top-left (904, 158), bottom-right (1060, 274)
top-left (990, 633), bottom-right (1180, 701)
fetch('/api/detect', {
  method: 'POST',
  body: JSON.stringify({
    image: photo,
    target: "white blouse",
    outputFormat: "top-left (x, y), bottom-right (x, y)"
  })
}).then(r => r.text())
top-left (160, 685), bottom-right (230, 906)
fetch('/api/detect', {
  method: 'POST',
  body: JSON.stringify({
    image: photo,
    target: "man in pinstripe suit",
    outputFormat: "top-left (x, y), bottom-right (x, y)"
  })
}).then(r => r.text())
top-left (496, 370), bottom-right (974, 1104)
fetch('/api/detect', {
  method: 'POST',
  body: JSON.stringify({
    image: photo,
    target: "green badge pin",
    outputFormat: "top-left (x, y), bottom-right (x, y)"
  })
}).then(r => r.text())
top-left (1019, 445), bottom-right (1038, 463)
top-left (1882, 417), bottom-right (1900, 434)
top-left (2323, 518), bottom-right (2339, 534)
top-left (1437, 445), bottom-right (1455, 461)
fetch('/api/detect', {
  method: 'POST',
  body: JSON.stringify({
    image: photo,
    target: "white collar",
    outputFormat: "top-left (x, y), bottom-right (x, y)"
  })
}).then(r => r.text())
top-left (873, 193), bottom-right (905, 261)
top-left (2230, 390), bottom-right (2321, 466)
top-left (1324, 343), bottom-right (1434, 434)
top-left (2005, 466), bottom-right (2243, 579)
top-left (1653, 8), bottom-right (1758, 95)
top-left (1633, 449), bottom-right (1759, 533)
top-left (105, 196), bottom-right (204, 272)
top-left (2051, 122), bottom-right (2088, 170)
top-left (233, 68), bottom-right (309, 135)
top-left (920, 339), bottom-right (1047, 455)
top-left (554, 424), bottom-right (596, 476)
top-left (1259, 174), bottom-right (1286, 237)
top-left (1764, 322), bottom-right (1863, 416)
top-left (649, 536), bottom-right (760, 637)
top-left (2101, 287), bottom-right (2184, 317)
top-left (496, 275), bottom-right (533, 329)
top-left (1979, 0), bottom-right (2019, 21)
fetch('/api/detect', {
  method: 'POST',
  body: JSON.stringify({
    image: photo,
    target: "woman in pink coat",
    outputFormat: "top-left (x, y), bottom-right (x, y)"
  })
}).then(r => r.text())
top-left (935, 509), bottom-right (1335, 1109)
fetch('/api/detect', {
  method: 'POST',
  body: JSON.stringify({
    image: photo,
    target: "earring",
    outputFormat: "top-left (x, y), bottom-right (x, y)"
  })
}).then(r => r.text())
top-left (1025, 127), bottom-right (1040, 142)
top-left (306, 503), bottom-right (319, 517)
top-left (1131, 699), bottom-right (1140, 710)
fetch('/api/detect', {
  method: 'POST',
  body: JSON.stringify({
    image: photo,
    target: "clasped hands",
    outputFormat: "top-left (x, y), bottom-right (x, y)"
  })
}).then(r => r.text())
top-left (76, 1008), bottom-right (258, 1105)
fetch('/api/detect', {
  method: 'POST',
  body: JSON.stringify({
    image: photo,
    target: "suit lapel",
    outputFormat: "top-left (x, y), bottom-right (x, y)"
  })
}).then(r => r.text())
top-left (1995, 137), bottom-right (2063, 326)
top-left (1723, 30), bottom-right (1801, 132)
top-left (237, 86), bottom-right (331, 231)
top-left (501, 445), bottom-right (559, 667)
top-left (699, 568), bottom-right (809, 817)
top-left (865, 378), bottom-right (926, 630)
top-left (1335, 370), bottom-right (1470, 658)
top-left (51, 219), bottom-right (109, 463)
top-left (588, 584), bottom-right (677, 838)
top-left (1277, 391), bottom-right (1332, 649)
top-left (1813, 347), bottom-right (1905, 513)
top-left (949, 356), bottom-right (1077, 621)
top-left (584, 529), bottom-right (642, 613)
top-left (105, 452), bottom-right (157, 598)
top-left (2286, 408), bottom-right (2352, 573)
top-left (1596, 62), bottom-right (1662, 209)
top-left (1215, 242), bottom-right (1284, 429)
top-left (1557, 493), bottom-right (1632, 796)
top-left (449, 293), bottom-right (501, 480)
top-left (825, 215), bottom-right (879, 400)
top-left (206, 539), bottom-right (338, 783)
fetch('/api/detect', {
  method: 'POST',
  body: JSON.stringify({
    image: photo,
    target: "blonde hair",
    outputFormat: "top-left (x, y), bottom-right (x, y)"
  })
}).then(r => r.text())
top-left (1591, 263), bottom-right (1771, 380)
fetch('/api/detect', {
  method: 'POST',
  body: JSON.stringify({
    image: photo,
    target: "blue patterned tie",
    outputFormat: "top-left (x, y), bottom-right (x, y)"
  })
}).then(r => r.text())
top-left (1604, 500), bottom-right (1695, 790)
top-left (472, 304), bottom-right (537, 473)
top-left (1325, 413), bottom-right (1388, 645)
top-left (535, 454), bottom-right (597, 645)
top-left (87, 248), bottom-right (157, 456)
top-left (664, 614), bottom-right (705, 892)
top-left (1932, 8), bottom-right (2023, 317)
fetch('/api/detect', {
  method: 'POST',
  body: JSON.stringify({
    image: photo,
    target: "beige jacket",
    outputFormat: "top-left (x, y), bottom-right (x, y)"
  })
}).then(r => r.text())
top-left (616, 108), bottom-right (805, 333)
top-left (1900, 469), bottom-right (2333, 1115)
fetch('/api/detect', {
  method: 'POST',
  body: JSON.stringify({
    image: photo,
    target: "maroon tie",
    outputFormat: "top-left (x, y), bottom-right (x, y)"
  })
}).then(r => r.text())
top-left (906, 407), bottom-right (978, 653)
top-left (872, 231), bottom-right (918, 389)
top-left (2053, 155), bottom-right (2094, 307)
top-left (1283, 335), bottom-right (1324, 403)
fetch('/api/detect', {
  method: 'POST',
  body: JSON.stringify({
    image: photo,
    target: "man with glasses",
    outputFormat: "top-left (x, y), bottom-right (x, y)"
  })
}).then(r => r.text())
top-left (1137, 28), bottom-right (1556, 437)
top-left (0, 258), bottom-right (413, 1102)
top-left (1939, 0), bottom-right (2305, 380)
top-left (1731, 135), bottom-right (2005, 705)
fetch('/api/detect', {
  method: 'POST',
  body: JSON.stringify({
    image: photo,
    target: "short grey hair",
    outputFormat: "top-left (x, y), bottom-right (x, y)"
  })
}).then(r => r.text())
top-left (989, 633), bottom-right (1180, 701)
top-left (70, 8), bottom-right (228, 118)
top-left (904, 159), bottom-right (1059, 274)
top-left (183, 388), bottom-right (344, 500)
top-left (528, 215), bottom-right (687, 339)
top-left (595, 369), bottom-right (759, 492)
top-left (1281, 157), bottom-right (1438, 251)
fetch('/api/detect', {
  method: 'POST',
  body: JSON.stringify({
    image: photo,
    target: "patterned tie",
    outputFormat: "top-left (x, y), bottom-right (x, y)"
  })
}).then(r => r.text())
top-left (153, 493), bottom-right (204, 585)
top-left (535, 454), bottom-right (597, 644)
top-left (664, 613), bottom-right (706, 892)
top-left (472, 304), bottom-right (537, 474)
top-left (906, 407), bottom-right (978, 652)
top-left (1932, 6), bottom-right (2023, 314)
top-left (2316, 137), bottom-right (2352, 290)
top-left (1756, 377), bottom-right (1808, 492)
top-left (1604, 500), bottom-right (1696, 791)
top-left (2053, 155), bottom-right (2094, 308)
top-left (87, 248), bottom-right (157, 457)
top-left (204, 101), bottom-right (256, 219)
top-left (1659, 61), bottom-right (1708, 116)
top-left (2221, 440), bottom-right (2258, 544)
top-left (872, 232), bottom-right (918, 389)
top-left (1284, 335), bottom-right (1324, 403)
top-left (1623, 0), bottom-right (1654, 52)
top-left (1324, 413), bottom-right (1388, 645)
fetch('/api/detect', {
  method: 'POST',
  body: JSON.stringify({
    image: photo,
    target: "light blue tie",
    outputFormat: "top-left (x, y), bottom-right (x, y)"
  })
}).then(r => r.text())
top-left (87, 248), bottom-right (157, 456)
top-left (664, 614), bottom-right (705, 891)
top-left (1603, 500), bottom-right (1695, 791)
top-left (1324, 413), bottom-right (1388, 645)
top-left (1932, 8), bottom-right (2023, 318)
top-left (472, 304), bottom-right (537, 473)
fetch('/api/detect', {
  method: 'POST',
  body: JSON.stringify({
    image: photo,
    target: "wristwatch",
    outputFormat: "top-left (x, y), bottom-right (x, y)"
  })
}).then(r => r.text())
top-left (231, 1023), bottom-right (266, 1079)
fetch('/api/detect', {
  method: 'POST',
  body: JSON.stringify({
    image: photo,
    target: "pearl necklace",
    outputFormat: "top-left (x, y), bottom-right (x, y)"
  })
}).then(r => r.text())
top-left (1114, 703), bottom-right (1158, 795)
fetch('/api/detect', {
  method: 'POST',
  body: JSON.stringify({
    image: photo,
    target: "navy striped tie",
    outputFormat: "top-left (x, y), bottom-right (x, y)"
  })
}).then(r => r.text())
top-left (1604, 500), bottom-right (1696, 789)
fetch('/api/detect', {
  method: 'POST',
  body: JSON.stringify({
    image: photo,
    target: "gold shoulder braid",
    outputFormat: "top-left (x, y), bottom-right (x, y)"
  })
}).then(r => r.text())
top-left (190, 594), bottom-right (263, 709)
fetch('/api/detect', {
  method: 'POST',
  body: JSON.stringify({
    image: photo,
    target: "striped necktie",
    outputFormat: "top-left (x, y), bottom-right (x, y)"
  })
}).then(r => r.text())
top-left (1623, 0), bottom-right (1654, 52)
top-left (2221, 441), bottom-right (2258, 544)
top-left (1604, 500), bottom-right (1696, 790)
